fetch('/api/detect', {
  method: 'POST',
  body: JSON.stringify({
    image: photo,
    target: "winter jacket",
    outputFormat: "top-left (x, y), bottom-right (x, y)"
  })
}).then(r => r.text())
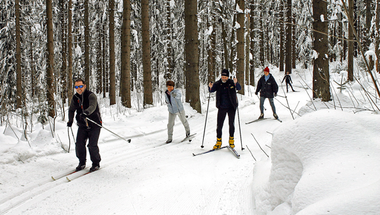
top-left (165, 88), bottom-right (184, 114)
top-left (255, 74), bottom-right (278, 98)
top-left (68, 89), bottom-right (102, 128)
top-left (282, 74), bottom-right (292, 84)
top-left (209, 79), bottom-right (241, 109)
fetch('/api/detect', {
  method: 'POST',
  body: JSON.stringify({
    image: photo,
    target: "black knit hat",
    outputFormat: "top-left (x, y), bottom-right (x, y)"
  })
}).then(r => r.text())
top-left (221, 69), bottom-right (229, 77)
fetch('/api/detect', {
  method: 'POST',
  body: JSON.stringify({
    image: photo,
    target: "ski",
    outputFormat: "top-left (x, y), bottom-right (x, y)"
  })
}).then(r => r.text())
top-left (179, 133), bottom-right (197, 143)
top-left (66, 169), bottom-right (95, 182)
top-left (227, 146), bottom-right (241, 159)
top-left (245, 118), bottom-right (267, 124)
top-left (51, 169), bottom-right (82, 181)
top-left (192, 146), bottom-right (228, 156)
top-left (246, 118), bottom-right (282, 124)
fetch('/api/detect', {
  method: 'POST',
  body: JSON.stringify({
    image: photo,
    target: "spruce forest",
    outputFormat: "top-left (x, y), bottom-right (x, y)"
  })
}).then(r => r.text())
top-left (1, 0), bottom-right (380, 132)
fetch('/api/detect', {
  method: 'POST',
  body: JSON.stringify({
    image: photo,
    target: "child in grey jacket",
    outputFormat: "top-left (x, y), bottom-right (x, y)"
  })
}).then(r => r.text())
top-left (165, 81), bottom-right (190, 143)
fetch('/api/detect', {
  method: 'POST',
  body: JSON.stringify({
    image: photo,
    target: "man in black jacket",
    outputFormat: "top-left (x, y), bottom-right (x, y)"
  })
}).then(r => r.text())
top-left (255, 67), bottom-right (279, 119)
top-left (209, 69), bottom-right (241, 149)
top-left (67, 78), bottom-right (102, 172)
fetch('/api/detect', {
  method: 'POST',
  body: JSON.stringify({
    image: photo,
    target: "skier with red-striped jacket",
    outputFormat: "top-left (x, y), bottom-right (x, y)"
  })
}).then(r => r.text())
top-left (67, 78), bottom-right (102, 172)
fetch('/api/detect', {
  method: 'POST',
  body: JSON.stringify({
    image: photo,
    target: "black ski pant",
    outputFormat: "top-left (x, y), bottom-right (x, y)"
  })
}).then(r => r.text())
top-left (216, 108), bottom-right (236, 139)
top-left (286, 81), bottom-right (295, 92)
top-left (76, 126), bottom-right (101, 165)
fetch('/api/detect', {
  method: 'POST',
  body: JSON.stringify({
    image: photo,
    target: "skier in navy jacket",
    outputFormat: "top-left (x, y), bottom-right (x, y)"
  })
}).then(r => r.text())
top-left (208, 69), bottom-right (241, 149)
top-left (255, 67), bottom-right (279, 119)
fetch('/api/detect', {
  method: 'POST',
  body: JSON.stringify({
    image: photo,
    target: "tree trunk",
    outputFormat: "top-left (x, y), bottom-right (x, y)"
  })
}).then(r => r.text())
top-left (96, 3), bottom-right (103, 95)
top-left (237, 0), bottom-right (245, 94)
top-left (121, 0), bottom-right (131, 108)
top-left (207, 5), bottom-right (216, 84)
top-left (365, 0), bottom-right (372, 50)
top-left (142, 0), bottom-right (153, 106)
top-left (84, 0), bottom-right (90, 87)
top-left (279, 0), bottom-right (284, 72)
top-left (185, 0), bottom-right (201, 113)
top-left (68, 0), bottom-right (73, 104)
top-left (313, 0), bottom-right (330, 102)
top-left (109, 0), bottom-right (116, 105)
top-left (166, 0), bottom-right (174, 80)
top-left (285, 0), bottom-right (292, 74)
top-left (249, 0), bottom-right (255, 86)
top-left (16, 0), bottom-right (22, 109)
top-left (259, 2), bottom-right (264, 67)
top-left (46, 0), bottom-right (55, 117)
top-left (222, 20), bottom-right (229, 70)
top-left (347, 0), bottom-right (354, 81)
top-left (60, 0), bottom-right (67, 108)
top-left (376, 0), bottom-right (380, 74)
top-left (292, 17), bottom-right (296, 69)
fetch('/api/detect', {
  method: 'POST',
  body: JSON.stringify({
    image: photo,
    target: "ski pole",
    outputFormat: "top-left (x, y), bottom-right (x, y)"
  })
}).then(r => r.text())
top-left (201, 90), bottom-right (211, 148)
top-left (237, 107), bottom-right (244, 151)
top-left (67, 127), bottom-right (75, 153)
top-left (85, 117), bottom-right (132, 143)
top-left (67, 127), bottom-right (71, 153)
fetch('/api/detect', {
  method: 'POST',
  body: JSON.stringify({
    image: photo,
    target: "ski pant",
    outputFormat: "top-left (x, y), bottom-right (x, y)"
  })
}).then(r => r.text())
top-left (260, 97), bottom-right (277, 115)
top-left (216, 108), bottom-right (236, 139)
top-left (286, 82), bottom-right (295, 92)
top-left (76, 126), bottom-right (101, 165)
top-left (167, 111), bottom-right (190, 140)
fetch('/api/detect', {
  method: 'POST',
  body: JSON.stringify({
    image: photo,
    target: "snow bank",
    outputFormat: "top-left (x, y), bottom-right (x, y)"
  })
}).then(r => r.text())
top-left (253, 109), bottom-right (380, 215)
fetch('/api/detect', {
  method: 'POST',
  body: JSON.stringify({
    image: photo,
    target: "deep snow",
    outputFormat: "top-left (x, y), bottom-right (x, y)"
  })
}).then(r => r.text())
top-left (0, 67), bottom-right (379, 215)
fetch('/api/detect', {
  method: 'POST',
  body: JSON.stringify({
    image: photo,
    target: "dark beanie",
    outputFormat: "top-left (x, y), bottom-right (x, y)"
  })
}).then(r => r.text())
top-left (221, 69), bottom-right (229, 77)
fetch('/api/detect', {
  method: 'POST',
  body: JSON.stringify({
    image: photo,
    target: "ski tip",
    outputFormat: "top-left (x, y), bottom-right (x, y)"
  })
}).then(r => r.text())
top-left (66, 177), bottom-right (71, 182)
top-left (192, 153), bottom-right (196, 156)
top-left (51, 176), bottom-right (56, 181)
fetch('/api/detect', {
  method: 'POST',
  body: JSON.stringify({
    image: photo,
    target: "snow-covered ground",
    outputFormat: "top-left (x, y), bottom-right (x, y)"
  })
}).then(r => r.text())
top-left (0, 67), bottom-right (379, 215)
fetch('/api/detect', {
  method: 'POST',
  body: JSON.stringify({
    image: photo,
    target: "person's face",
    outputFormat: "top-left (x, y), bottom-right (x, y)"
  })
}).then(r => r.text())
top-left (74, 81), bottom-right (86, 95)
top-left (264, 71), bottom-right (269, 76)
top-left (221, 76), bottom-right (229, 83)
top-left (167, 85), bottom-right (174, 92)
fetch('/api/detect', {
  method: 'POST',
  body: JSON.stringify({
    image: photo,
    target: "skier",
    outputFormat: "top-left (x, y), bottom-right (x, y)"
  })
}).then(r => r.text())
top-left (282, 71), bottom-right (295, 92)
top-left (208, 69), bottom-right (241, 149)
top-left (255, 67), bottom-right (279, 119)
top-left (67, 78), bottom-right (102, 172)
top-left (165, 80), bottom-right (191, 143)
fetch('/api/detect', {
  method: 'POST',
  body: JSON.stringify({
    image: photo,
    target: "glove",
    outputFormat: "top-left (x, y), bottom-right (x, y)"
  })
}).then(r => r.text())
top-left (67, 121), bottom-right (73, 127)
top-left (79, 113), bottom-right (86, 120)
top-left (274, 93), bottom-right (277, 97)
top-left (83, 110), bottom-right (90, 115)
top-left (255, 92), bottom-right (258, 95)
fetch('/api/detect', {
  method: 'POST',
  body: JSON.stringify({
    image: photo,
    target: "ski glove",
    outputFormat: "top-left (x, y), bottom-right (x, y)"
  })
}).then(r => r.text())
top-left (67, 121), bottom-right (73, 127)
top-left (79, 113), bottom-right (87, 120)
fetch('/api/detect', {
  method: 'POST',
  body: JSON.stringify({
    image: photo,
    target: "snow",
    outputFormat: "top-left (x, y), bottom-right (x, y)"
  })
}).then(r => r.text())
top-left (1, 68), bottom-right (380, 215)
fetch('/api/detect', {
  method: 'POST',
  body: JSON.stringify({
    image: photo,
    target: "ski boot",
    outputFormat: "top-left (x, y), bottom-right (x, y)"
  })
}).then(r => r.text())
top-left (229, 136), bottom-right (235, 148)
top-left (76, 163), bottom-right (86, 171)
top-left (258, 113), bottom-right (264, 119)
top-left (213, 138), bottom-right (222, 149)
top-left (90, 163), bottom-right (100, 172)
top-left (273, 113), bottom-right (278, 119)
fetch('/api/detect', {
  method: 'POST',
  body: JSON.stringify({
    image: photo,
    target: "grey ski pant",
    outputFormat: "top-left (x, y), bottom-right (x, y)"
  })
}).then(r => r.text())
top-left (167, 111), bottom-right (190, 140)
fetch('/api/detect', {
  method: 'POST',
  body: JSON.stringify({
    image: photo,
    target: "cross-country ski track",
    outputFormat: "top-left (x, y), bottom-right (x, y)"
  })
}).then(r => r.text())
top-left (0, 85), bottom-right (309, 215)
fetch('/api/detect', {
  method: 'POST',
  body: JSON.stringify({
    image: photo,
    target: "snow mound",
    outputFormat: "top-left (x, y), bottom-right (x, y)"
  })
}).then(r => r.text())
top-left (253, 109), bottom-right (380, 215)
